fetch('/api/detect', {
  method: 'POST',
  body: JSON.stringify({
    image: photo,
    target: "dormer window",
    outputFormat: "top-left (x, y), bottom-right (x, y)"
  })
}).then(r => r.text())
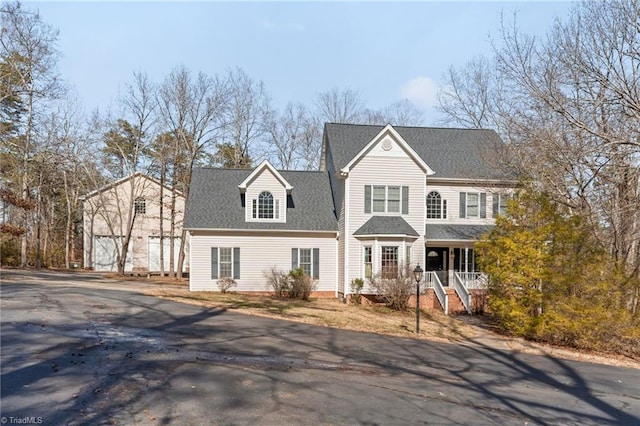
top-left (252, 191), bottom-right (280, 219)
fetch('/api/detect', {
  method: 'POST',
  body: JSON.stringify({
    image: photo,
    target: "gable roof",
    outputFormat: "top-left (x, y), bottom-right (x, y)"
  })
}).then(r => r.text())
top-left (238, 160), bottom-right (293, 193)
top-left (341, 124), bottom-right (434, 175)
top-left (324, 123), bottom-right (516, 181)
top-left (184, 168), bottom-right (337, 232)
top-left (354, 216), bottom-right (419, 237)
top-left (81, 172), bottom-right (183, 201)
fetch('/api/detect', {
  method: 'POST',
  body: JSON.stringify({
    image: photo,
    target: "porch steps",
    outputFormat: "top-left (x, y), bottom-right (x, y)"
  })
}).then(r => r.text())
top-left (445, 288), bottom-right (468, 315)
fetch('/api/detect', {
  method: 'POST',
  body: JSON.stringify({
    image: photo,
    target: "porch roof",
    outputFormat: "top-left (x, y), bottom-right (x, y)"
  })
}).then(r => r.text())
top-left (425, 224), bottom-right (493, 242)
top-left (354, 216), bottom-right (419, 237)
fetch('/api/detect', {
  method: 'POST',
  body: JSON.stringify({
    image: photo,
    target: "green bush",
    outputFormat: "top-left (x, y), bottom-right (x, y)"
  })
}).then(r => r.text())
top-left (477, 186), bottom-right (640, 356)
top-left (350, 278), bottom-right (364, 304)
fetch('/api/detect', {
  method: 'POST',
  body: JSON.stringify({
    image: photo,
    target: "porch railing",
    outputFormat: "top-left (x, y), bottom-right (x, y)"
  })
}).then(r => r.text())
top-left (425, 271), bottom-right (448, 315)
top-left (456, 272), bottom-right (489, 289)
top-left (453, 273), bottom-right (472, 315)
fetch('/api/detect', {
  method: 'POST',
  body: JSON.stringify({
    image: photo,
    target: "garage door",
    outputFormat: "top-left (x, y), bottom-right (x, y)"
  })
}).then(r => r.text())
top-left (148, 236), bottom-right (183, 272)
top-left (94, 236), bottom-right (132, 272)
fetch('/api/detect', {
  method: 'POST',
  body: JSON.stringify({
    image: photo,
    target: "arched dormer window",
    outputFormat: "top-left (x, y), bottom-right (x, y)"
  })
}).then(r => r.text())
top-left (426, 191), bottom-right (446, 219)
top-left (258, 191), bottom-right (274, 218)
top-left (251, 191), bottom-right (281, 220)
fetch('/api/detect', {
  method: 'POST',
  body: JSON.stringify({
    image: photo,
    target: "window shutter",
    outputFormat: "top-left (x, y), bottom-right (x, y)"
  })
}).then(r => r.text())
top-left (252, 199), bottom-right (257, 219)
top-left (233, 247), bottom-right (240, 279)
top-left (401, 186), bottom-right (409, 215)
top-left (480, 193), bottom-right (487, 218)
top-left (211, 247), bottom-right (218, 279)
top-left (493, 194), bottom-right (499, 217)
top-left (443, 199), bottom-right (448, 219)
top-left (364, 185), bottom-right (371, 214)
top-left (291, 248), bottom-right (298, 270)
top-left (312, 248), bottom-right (320, 279)
top-left (275, 199), bottom-right (280, 219)
top-left (459, 193), bottom-right (466, 218)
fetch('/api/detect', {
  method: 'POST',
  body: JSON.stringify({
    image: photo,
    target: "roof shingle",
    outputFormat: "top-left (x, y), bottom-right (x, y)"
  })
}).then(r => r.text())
top-left (184, 168), bottom-right (337, 231)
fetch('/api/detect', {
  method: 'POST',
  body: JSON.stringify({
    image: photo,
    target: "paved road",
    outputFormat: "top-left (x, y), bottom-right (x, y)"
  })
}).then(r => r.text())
top-left (1, 270), bottom-right (639, 425)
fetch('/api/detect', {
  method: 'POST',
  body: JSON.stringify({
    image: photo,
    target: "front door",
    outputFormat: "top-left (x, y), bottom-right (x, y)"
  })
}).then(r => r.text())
top-left (426, 247), bottom-right (449, 286)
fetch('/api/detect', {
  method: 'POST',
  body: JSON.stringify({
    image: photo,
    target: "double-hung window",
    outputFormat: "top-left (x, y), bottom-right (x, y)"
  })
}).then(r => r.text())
top-left (459, 192), bottom-right (487, 219)
top-left (365, 185), bottom-right (409, 214)
top-left (493, 193), bottom-right (510, 217)
top-left (211, 247), bottom-right (240, 279)
top-left (372, 186), bottom-right (386, 213)
top-left (291, 248), bottom-right (320, 279)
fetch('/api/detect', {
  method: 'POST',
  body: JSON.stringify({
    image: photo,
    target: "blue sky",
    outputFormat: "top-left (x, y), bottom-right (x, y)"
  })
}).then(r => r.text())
top-left (31, 1), bottom-right (575, 124)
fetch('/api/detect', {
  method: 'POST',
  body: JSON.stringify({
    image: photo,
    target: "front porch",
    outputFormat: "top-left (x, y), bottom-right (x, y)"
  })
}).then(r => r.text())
top-left (423, 246), bottom-right (489, 315)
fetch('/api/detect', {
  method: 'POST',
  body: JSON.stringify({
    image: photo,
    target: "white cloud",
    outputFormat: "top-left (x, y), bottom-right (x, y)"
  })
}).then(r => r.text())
top-left (400, 76), bottom-right (440, 109)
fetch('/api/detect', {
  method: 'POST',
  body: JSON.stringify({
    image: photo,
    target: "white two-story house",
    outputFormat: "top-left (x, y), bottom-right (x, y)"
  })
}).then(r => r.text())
top-left (185, 123), bottom-right (517, 313)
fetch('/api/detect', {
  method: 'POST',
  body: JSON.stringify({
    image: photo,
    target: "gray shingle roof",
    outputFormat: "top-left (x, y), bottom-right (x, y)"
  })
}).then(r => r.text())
top-left (425, 224), bottom-right (494, 241)
top-left (184, 168), bottom-right (337, 231)
top-left (324, 123), bottom-right (516, 180)
top-left (354, 216), bottom-right (419, 236)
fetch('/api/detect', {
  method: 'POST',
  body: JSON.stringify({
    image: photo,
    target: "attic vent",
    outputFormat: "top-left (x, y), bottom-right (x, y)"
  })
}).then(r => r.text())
top-left (381, 139), bottom-right (393, 151)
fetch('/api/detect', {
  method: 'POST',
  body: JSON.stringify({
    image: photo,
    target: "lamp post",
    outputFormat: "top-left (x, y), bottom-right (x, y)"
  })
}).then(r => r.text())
top-left (413, 264), bottom-right (424, 334)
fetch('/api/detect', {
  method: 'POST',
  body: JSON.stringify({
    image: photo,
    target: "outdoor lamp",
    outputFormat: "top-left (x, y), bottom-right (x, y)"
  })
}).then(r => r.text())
top-left (413, 264), bottom-right (423, 334)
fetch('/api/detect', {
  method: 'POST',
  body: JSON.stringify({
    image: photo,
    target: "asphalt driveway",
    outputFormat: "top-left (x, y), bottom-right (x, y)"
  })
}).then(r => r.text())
top-left (1, 270), bottom-right (639, 425)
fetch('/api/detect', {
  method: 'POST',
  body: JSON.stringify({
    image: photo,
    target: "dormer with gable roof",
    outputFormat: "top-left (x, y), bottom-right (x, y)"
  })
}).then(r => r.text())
top-left (238, 160), bottom-right (293, 223)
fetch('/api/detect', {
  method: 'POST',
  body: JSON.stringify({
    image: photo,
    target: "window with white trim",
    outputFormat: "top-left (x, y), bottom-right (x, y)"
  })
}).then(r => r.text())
top-left (373, 186), bottom-right (386, 213)
top-left (364, 185), bottom-right (409, 214)
top-left (291, 248), bottom-right (320, 279)
top-left (211, 247), bottom-right (240, 279)
top-left (363, 246), bottom-right (372, 278)
top-left (251, 191), bottom-right (280, 220)
top-left (405, 245), bottom-right (411, 267)
top-left (381, 246), bottom-right (398, 277)
top-left (493, 193), bottom-right (510, 217)
top-left (426, 191), bottom-right (447, 219)
top-left (219, 247), bottom-right (232, 278)
top-left (467, 193), bottom-right (479, 217)
top-left (459, 192), bottom-right (487, 219)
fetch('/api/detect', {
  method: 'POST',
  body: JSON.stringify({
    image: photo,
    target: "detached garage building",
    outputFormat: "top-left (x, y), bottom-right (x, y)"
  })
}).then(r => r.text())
top-left (82, 173), bottom-right (188, 274)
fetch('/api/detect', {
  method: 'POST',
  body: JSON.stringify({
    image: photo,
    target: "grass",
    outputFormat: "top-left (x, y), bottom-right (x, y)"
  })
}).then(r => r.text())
top-left (142, 286), bottom-right (477, 342)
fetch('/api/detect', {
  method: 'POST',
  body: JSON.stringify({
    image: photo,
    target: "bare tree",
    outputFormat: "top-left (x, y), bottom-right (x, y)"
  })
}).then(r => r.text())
top-left (266, 102), bottom-right (321, 170)
top-left (1, 0), bottom-right (64, 266)
top-left (315, 87), bottom-right (365, 124)
top-left (158, 66), bottom-right (226, 277)
top-left (93, 72), bottom-right (157, 275)
top-left (216, 67), bottom-right (271, 168)
top-left (438, 0), bottom-right (640, 314)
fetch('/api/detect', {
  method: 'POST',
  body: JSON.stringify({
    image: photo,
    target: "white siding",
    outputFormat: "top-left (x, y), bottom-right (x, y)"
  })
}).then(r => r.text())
top-left (189, 231), bottom-right (337, 293)
top-left (345, 138), bottom-right (426, 290)
top-left (244, 168), bottom-right (287, 223)
top-left (424, 182), bottom-right (496, 226)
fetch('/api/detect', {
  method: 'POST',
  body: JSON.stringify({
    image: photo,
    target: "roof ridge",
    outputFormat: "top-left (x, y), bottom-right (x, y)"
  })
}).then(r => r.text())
top-left (326, 122), bottom-right (497, 133)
